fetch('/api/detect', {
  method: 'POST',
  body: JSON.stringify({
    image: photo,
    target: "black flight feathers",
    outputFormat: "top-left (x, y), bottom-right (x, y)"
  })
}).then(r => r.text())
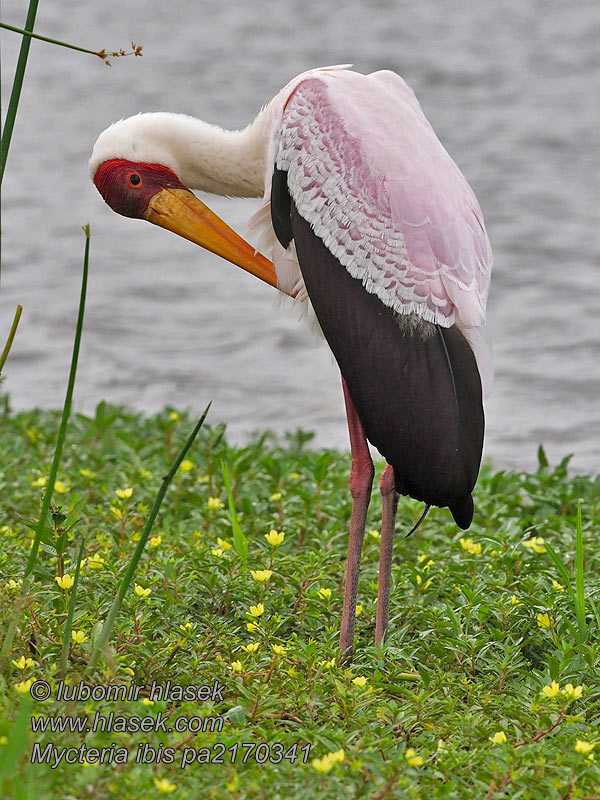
top-left (270, 168), bottom-right (484, 530)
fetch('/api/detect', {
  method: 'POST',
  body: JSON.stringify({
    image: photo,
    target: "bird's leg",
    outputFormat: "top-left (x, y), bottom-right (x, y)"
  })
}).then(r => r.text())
top-left (375, 463), bottom-right (398, 646)
top-left (339, 376), bottom-right (374, 664)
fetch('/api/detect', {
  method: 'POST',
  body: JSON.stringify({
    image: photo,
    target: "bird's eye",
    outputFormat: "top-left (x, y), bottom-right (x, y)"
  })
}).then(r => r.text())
top-left (129, 173), bottom-right (142, 187)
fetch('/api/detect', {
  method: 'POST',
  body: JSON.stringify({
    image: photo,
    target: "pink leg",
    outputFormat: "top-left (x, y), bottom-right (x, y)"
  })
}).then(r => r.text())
top-left (339, 376), bottom-right (374, 664)
top-left (375, 463), bottom-right (398, 645)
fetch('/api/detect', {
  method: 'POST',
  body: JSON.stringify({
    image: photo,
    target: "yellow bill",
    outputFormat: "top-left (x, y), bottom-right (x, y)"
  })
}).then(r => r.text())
top-left (144, 187), bottom-right (281, 292)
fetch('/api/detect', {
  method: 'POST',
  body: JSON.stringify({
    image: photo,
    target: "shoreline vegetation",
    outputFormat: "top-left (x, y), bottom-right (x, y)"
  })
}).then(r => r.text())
top-left (1, 400), bottom-right (599, 798)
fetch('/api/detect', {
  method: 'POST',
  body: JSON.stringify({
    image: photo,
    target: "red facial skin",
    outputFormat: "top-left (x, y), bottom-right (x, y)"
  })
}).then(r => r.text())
top-left (93, 160), bottom-right (187, 219)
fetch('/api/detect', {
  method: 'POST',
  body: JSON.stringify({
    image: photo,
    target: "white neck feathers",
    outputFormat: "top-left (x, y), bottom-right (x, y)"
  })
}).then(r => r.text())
top-left (89, 108), bottom-right (269, 198)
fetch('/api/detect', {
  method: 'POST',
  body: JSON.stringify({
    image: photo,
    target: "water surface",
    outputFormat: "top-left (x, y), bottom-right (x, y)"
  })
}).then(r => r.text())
top-left (1, 0), bottom-right (599, 473)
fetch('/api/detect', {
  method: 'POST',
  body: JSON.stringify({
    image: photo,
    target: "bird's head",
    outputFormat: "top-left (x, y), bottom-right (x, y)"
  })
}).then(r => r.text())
top-left (92, 159), bottom-right (186, 220)
top-left (89, 118), bottom-right (277, 288)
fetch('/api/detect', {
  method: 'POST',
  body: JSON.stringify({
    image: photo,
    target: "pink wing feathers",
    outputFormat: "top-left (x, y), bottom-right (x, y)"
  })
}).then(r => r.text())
top-left (273, 70), bottom-right (492, 330)
top-left (247, 67), bottom-right (493, 393)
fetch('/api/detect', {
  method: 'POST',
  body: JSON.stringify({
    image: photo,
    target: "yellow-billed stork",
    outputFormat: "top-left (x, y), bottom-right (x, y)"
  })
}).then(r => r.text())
top-left (90, 65), bottom-right (492, 661)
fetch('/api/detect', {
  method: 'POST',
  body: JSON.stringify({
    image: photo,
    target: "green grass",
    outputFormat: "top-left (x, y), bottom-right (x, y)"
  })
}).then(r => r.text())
top-left (1, 401), bottom-right (599, 799)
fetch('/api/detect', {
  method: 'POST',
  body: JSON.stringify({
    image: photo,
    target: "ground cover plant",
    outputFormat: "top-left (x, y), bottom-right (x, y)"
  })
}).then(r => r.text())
top-left (1, 401), bottom-right (599, 799)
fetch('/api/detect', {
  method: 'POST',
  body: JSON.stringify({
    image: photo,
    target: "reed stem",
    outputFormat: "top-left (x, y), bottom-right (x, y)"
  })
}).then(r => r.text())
top-left (0, 0), bottom-right (40, 186)
top-left (0, 304), bottom-right (23, 374)
top-left (0, 225), bottom-right (89, 665)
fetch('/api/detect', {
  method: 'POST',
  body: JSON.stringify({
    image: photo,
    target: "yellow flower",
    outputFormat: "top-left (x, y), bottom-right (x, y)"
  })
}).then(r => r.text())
top-left (179, 621), bottom-right (193, 632)
top-left (153, 777), bottom-right (177, 793)
top-left (246, 622), bottom-right (257, 632)
top-left (522, 536), bottom-right (545, 553)
top-left (552, 580), bottom-right (565, 592)
top-left (149, 535), bottom-right (162, 547)
top-left (459, 537), bottom-right (481, 555)
top-left (216, 537), bottom-right (232, 550)
top-left (265, 529), bottom-right (285, 546)
top-left (489, 731), bottom-right (507, 744)
top-left (15, 679), bottom-right (33, 694)
top-left (574, 740), bottom-right (596, 754)
top-left (320, 658), bottom-right (336, 669)
top-left (31, 476), bottom-right (47, 487)
top-left (562, 683), bottom-right (583, 699)
top-left (250, 569), bottom-right (272, 583)
top-left (211, 548), bottom-right (224, 557)
top-left (230, 660), bottom-right (243, 672)
top-left (180, 459), bottom-right (194, 472)
top-left (248, 603), bottom-right (264, 617)
top-left (141, 698), bottom-right (154, 706)
top-left (367, 529), bottom-right (381, 540)
top-left (510, 595), bottom-right (521, 606)
top-left (12, 656), bottom-right (34, 670)
top-left (4, 579), bottom-right (22, 590)
top-left (54, 481), bottom-right (69, 494)
top-left (0, 736), bottom-right (7, 745)
top-left (115, 487), bottom-right (133, 499)
top-left (405, 748), bottom-right (424, 767)
top-left (289, 472), bottom-right (300, 481)
top-left (415, 575), bottom-right (432, 589)
top-left (80, 468), bottom-right (95, 479)
top-left (241, 642), bottom-right (259, 654)
top-left (207, 497), bottom-right (224, 510)
top-left (541, 681), bottom-right (560, 698)
top-left (270, 492), bottom-right (282, 501)
top-left (355, 604), bottom-right (363, 616)
top-left (134, 584), bottom-right (151, 598)
top-left (352, 676), bottom-right (368, 688)
top-left (55, 574), bottom-right (74, 590)
top-left (537, 613), bottom-right (551, 629)
top-left (272, 644), bottom-right (286, 655)
top-left (312, 749), bottom-right (344, 773)
top-left (312, 756), bottom-right (333, 773)
top-left (71, 630), bottom-right (88, 644)
top-left (318, 587), bottom-right (332, 600)
top-left (169, 411), bottom-right (180, 422)
top-left (87, 553), bottom-right (105, 569)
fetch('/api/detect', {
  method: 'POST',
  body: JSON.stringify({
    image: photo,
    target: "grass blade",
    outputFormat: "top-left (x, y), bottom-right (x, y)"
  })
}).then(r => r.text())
top-left (87, 404), bottom-right (211, 672)
top-left (575, 501), bottom-right (587, 641)
top-left (0, 697), bottom-right (31, 785)
top-left (0, 304), bottom-right (23, 374)
top-left (0, 226), bottom-right (89, 666)
top-left (221, 460), bottom-right (248, 564)
top-left (0, 0), bottom-right (40, 186)
top-left (58, 536), bottom-right (86, 678)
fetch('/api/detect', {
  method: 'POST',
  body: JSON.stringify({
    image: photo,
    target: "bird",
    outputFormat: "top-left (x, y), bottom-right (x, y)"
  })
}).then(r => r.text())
top-left (89, 65), bottom-right (492, 662)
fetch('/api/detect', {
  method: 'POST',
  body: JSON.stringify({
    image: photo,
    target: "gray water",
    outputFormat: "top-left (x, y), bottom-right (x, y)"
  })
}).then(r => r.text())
top-left (1, 0), bottom-right (599, 473)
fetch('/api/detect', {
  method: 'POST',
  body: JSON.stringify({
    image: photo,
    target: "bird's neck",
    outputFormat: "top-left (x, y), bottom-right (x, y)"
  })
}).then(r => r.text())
top-left (160, 110), bottom-right (268, 199)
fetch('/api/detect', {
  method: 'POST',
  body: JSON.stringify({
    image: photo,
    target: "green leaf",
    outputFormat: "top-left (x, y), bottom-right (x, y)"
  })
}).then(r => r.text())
top-left (221, 460), bottom-right (247, 565)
